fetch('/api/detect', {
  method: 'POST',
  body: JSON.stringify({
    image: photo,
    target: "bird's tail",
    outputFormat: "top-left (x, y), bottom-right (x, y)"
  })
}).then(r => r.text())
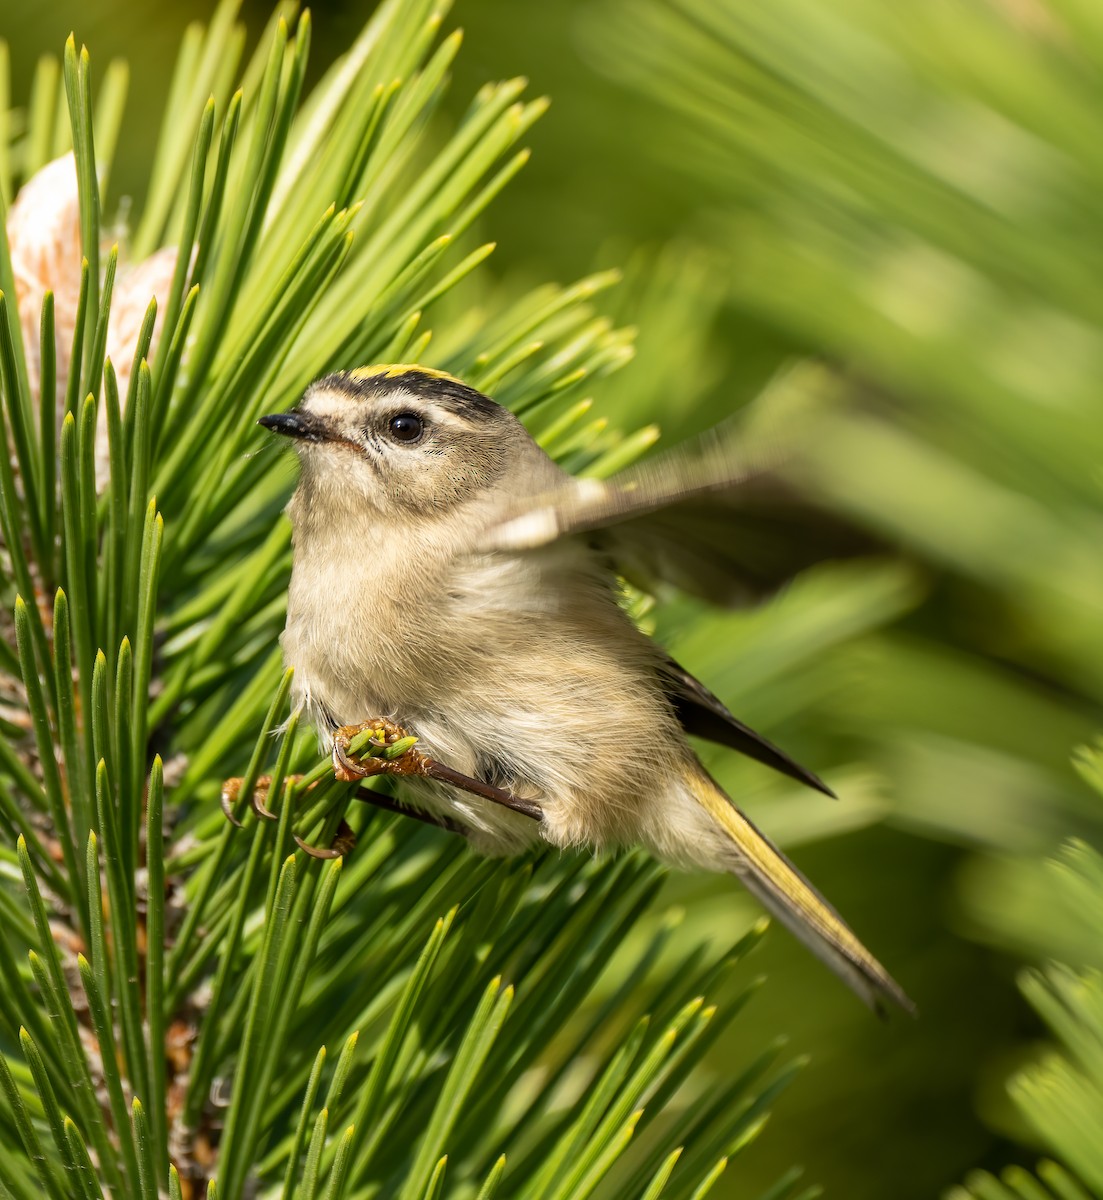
top-left (687, 769), bottom-right (915, 1016)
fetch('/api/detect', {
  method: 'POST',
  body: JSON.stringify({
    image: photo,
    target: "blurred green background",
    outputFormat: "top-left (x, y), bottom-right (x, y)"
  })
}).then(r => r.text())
top-left (5, 0), bottom-right (1102, 1196)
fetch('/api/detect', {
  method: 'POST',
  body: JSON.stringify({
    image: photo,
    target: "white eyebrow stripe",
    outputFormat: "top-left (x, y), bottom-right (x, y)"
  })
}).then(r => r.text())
top-left (300, 387), bottom-right (367, 420)
top-left (302, 385), bottom-right (482, 431)
top-left (420, 407), bottom-right (478, 431)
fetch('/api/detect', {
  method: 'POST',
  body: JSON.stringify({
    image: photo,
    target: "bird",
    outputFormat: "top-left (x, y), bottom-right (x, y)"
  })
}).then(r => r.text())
top-left (256, 363), bottom-right (913, 1015)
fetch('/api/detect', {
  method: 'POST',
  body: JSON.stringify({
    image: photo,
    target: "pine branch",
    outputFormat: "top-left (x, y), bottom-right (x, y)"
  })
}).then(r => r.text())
top-left (0, 4), bottom-right (804, 1199)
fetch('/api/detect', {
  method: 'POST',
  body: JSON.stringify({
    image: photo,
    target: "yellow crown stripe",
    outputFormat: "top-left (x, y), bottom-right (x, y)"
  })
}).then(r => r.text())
top-left (348, 363), bottom-right (463, 385)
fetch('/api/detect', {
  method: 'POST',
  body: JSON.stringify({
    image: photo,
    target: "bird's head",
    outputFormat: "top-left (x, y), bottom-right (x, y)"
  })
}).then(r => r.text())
top-left (260, 365), bottom-right (533, 514)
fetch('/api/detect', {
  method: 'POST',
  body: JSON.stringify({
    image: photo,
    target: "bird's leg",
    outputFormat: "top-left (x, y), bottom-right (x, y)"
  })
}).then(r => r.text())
top-left (222, 718), bottom-right (540, 859)
top-left (346, 789), bottom-right (470, 836)
top-left (333, 719), bottom-right (545, 821)
top-left (293, 790), bottom-right (470, 858)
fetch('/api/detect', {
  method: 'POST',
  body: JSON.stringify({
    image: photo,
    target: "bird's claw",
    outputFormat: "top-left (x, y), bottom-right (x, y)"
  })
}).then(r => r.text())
top-left (249, 774), bottom-right (282, 821)
top-left (295, 819), bottom-right (356, 860)
top-left (220, 779), bottom-right (245, 828)
top-left (220, 774), bottom-right (302, 826)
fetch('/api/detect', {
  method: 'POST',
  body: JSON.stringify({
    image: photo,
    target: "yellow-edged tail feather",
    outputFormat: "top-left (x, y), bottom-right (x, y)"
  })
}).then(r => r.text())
top-left (689, 770), bottom-right (915, 1016)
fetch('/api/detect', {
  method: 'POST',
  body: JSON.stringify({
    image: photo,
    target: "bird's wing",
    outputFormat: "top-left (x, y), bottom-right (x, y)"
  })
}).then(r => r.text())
top-left (659, 655), bottom-right (835, 797)
top-left (482, 425), bottom-right (875, 606)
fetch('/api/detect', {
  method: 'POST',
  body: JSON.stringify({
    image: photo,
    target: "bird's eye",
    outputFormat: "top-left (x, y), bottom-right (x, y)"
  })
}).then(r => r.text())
top-left (387, 412), bottom-right (424, 443)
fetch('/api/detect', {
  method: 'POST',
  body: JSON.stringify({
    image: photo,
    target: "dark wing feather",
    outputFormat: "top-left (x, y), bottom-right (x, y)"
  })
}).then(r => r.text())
top-left (607, 488), bottom-right (876, 606)
top-left (660, 656), bottom-right (836, 797)
top-left (484, 426), bottom-right (877, 606)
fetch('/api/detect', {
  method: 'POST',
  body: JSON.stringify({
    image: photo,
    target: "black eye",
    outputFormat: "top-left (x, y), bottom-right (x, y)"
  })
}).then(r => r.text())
top-left (388, 412), bottom-right (424, 443)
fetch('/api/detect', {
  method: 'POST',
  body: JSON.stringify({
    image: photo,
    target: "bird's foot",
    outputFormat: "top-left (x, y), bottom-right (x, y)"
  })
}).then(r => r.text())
top-left (335, 718), bottom-right (545, 822)
top-left (332, 719), bottom-right (425, 781)
top-left (220, 773), bottom-right (305, 826)
top-left (221, 771), bottom-right (356, 859)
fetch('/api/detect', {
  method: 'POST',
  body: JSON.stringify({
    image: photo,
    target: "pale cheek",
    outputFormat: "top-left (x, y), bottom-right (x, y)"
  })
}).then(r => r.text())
top-left (374, 453), bottom-right (459, 511)
top-left (393, 455), bottom-right (487, 509)
top-left (299, 447), bottom-right (386, 513)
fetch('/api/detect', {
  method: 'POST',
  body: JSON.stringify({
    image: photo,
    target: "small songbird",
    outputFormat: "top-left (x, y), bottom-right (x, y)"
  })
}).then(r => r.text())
top-left (259, 364), bottom-right (913, 1014)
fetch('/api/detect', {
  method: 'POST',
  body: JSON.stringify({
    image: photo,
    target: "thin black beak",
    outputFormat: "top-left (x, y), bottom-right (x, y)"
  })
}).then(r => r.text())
top-left (257, 410), bottom-right (329, 442)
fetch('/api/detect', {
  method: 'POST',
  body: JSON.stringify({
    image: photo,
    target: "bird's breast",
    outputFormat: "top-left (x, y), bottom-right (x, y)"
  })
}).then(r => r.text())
top-left (281, 526), bottom-right (566, 728)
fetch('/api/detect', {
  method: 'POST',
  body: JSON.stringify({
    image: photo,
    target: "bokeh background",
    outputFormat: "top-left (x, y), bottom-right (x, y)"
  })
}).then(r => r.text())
top-left (5, 0), bottom-right (1102, 1196)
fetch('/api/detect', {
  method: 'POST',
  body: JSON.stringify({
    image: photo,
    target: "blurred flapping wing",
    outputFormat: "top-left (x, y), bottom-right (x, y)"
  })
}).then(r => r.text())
top-left (485, 426), bottom-right (876, 606)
